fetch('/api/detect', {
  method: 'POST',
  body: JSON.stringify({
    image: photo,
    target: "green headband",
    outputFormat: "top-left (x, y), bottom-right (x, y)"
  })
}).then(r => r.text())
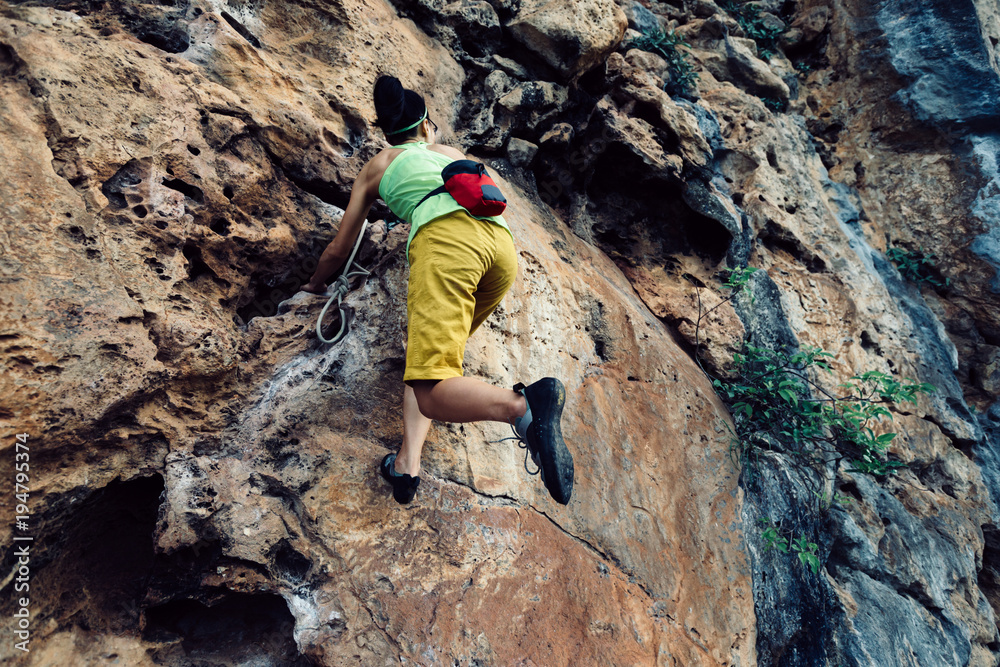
top-left (386, 108), bottom-right (428, 135)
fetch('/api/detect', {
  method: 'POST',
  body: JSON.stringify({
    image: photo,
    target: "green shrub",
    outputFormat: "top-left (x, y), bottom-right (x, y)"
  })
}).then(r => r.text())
top-left (629, 28), bottom-right (699, 97)
top-left (719, 0), bottom-right (786, 60)
top-left (695, 268), bottom-right (937, 573)
top-left (886, 245), bottom-right (949, 288)
top-left (714, 344), bottom-right (934, 476)
top-left (759, 519), bottom-right (821, 573)
top-left (760, 96), bottom-right (785, 113)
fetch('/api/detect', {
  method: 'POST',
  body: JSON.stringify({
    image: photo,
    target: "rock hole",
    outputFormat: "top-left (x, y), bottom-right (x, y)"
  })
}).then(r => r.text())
top-left (271, 539), bottom-right (311, 583)
top-left (162, 178), bottom-right (204, 204)
top-left (132, 19), bottom-right (190, 54)
top-left (838, 481), bottom-right (862, 502)
top-left (760, 221), bottom-right (827, 272)
top-left (143, 590), bottom-right (310, 665)
top-left (0, 475), bottom-right (165, 635)
top-left (210, 217), bottom-right (231, 236)
top-left (585, 144), bottom-right (731, 263)
top-left (859, 330), bottom-right (882, 354)
top-left (187, 144), bottom-right (201, 156)
top-left (154, 220), bottom-right (168, 230)
top-left (182, 243), bottom-right (215, 281)
top-left (223, 185), bottom-right (234, 200)
top-left (133, 204), bottom-right (148, 218)
top-left (102, 159), bottom-right (144, 210)
top-left (237, 269), bottom-right (310, 323)
top-left (766, 147), bottom-right (779, 169)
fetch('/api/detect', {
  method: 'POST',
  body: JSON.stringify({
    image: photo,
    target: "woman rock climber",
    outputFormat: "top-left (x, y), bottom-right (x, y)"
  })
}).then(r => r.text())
top-left (300, 75), bottom-right (574, 506)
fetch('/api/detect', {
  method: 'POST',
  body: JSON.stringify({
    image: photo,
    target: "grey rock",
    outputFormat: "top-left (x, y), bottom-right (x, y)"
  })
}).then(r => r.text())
top-left (442, 0), bottom-right (502, 55)
top-left (691, 0), bottom-right (724, 19)
top-left (976, 402), bottom-right (1000, 516)
top-left (491, 54), bottom-right (531, 79)
top-left (874, 0), bottom-right (1000, 126)
top-left (970, 134), bottom-right (1000, 292)
top-left (483, 69), bottom-right (515, 101)
top-left (507, 137), bottom-right (538, 167)
top-left (496, 80), bottom-right (569, 129)
top-left (682, 179), bottom-right (741, 239)
top-left (622, 2), bottom-right (661, 35)
top-left (539, 122), bottom-right (574, 146)
top-left (507, 0), bottom-right (628, 79)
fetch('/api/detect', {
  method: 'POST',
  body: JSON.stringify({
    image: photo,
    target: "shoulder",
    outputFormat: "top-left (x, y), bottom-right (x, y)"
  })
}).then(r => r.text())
top-left (427, 143), bottom-right (467, 161)
top-left (360, 147), bottom-right (402, 187)
top-left (355, 147), bottom-right (400, 200)
top-left (367, 146), bottom-right (402, 176)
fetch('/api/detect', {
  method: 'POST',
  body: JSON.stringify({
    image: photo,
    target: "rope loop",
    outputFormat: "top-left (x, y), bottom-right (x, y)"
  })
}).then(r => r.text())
top-left (316, 221), bottom-right (370, 345)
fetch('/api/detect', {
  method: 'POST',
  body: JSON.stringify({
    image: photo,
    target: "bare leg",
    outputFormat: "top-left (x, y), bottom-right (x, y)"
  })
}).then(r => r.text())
top-left (394, 384), bottom-right (431, 476)
top-left (411, 377), bottom-right (527, 423)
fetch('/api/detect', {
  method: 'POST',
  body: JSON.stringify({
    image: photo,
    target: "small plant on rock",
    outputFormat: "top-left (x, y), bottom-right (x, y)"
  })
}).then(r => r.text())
top-left (629, 28), bottom-right (699, 98)
top-left (719, 0), bottom-right (787, 60)
top-left (695, 269), bottom-right (937, 573)
top-left (760, 96), bottom-right (785, 113)
top-left (759, 519), bottom-right (821, 574)
top-left (886, 245), bottom-right (949, 288)
top-left (714, 344), bottom-right (935, 475)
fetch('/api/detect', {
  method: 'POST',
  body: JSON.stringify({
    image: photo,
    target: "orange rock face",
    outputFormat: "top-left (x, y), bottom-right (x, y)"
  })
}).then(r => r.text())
top-left (0, 1), bottom-right (752, 665)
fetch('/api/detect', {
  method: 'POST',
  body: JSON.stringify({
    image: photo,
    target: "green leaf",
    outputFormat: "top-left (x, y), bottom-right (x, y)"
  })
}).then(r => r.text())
top-left (799, 551), bottom-right (821, 574)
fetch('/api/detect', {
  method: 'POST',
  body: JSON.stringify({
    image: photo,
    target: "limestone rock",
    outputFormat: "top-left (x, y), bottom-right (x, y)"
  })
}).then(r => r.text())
top-left (506, 137), bottom-right (538, 166)
top-left (495, 79), bottom-right (569, 129)
top-left (491, 53), bottom-right (531, 79)
top-left (4, 0), bottom-right (1000, 664)
top-left (696, 35), bottom-right (791, 102)
top-left (507, 0), bottom-right (628, 78)
top-left (441, 0), bottom-right (502, 55)
top-left (622, 1), bottom-right (662, 34)
top-left (0, 1), bottom-right (754, 665)
top-left (780, 5), bottom-right (830, 51)
top-left (540, 121), bottom-right (574, 146)
top-left (974, 346), bottom-right (1000, 395)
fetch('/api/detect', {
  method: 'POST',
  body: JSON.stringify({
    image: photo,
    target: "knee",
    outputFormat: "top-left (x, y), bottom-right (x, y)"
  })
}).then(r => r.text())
top-left (410, 381), bottom-right (439, 420)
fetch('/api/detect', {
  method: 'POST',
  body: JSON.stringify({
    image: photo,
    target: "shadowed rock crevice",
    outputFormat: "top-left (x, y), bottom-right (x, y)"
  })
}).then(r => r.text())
top-left (220, 10), bottom-right (261, 49)
top-left (142, 590), bottom-right (310, 665)
top-left (982, 526), bottom-right (1000, 638)
top-left (0, 475), bottom-right (164, 636)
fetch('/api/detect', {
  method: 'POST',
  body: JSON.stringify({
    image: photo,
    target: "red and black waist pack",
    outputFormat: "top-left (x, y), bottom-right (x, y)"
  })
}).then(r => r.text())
top-left (415, 160), bottom-right (507, 217)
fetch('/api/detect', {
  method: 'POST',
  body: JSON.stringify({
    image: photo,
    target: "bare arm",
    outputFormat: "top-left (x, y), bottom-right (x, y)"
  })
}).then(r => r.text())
top-left (302, 158), bottom-right (382, 292)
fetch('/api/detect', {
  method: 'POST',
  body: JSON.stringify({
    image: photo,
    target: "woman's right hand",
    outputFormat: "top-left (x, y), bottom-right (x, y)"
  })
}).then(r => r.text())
top-left (300, 280), bottom-right (328, 294)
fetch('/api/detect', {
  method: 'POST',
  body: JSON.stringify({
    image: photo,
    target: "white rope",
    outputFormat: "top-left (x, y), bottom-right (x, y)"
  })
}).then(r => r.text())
top-left (316, 220), bottom-right (370, 344)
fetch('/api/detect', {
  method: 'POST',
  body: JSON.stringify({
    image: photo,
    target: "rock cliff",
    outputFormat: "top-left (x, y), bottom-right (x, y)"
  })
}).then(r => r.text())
top-left (0, 0), bottom-right (998, 665)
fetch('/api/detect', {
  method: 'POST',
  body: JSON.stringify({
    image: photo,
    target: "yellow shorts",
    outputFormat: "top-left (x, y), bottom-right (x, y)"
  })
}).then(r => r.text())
top-left (403, 209), bottom-right (517, 383)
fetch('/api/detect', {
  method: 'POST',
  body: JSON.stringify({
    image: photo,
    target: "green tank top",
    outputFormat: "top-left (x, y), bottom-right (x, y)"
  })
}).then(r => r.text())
top-left (378, 142), bottom-right (511, 263)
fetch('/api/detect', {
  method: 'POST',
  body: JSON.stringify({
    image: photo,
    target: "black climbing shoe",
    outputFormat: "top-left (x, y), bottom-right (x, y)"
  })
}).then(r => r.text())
top-left (380, 453), bottom-right (420, 504)
top-left (513, 378), bottom-right (574, 505)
